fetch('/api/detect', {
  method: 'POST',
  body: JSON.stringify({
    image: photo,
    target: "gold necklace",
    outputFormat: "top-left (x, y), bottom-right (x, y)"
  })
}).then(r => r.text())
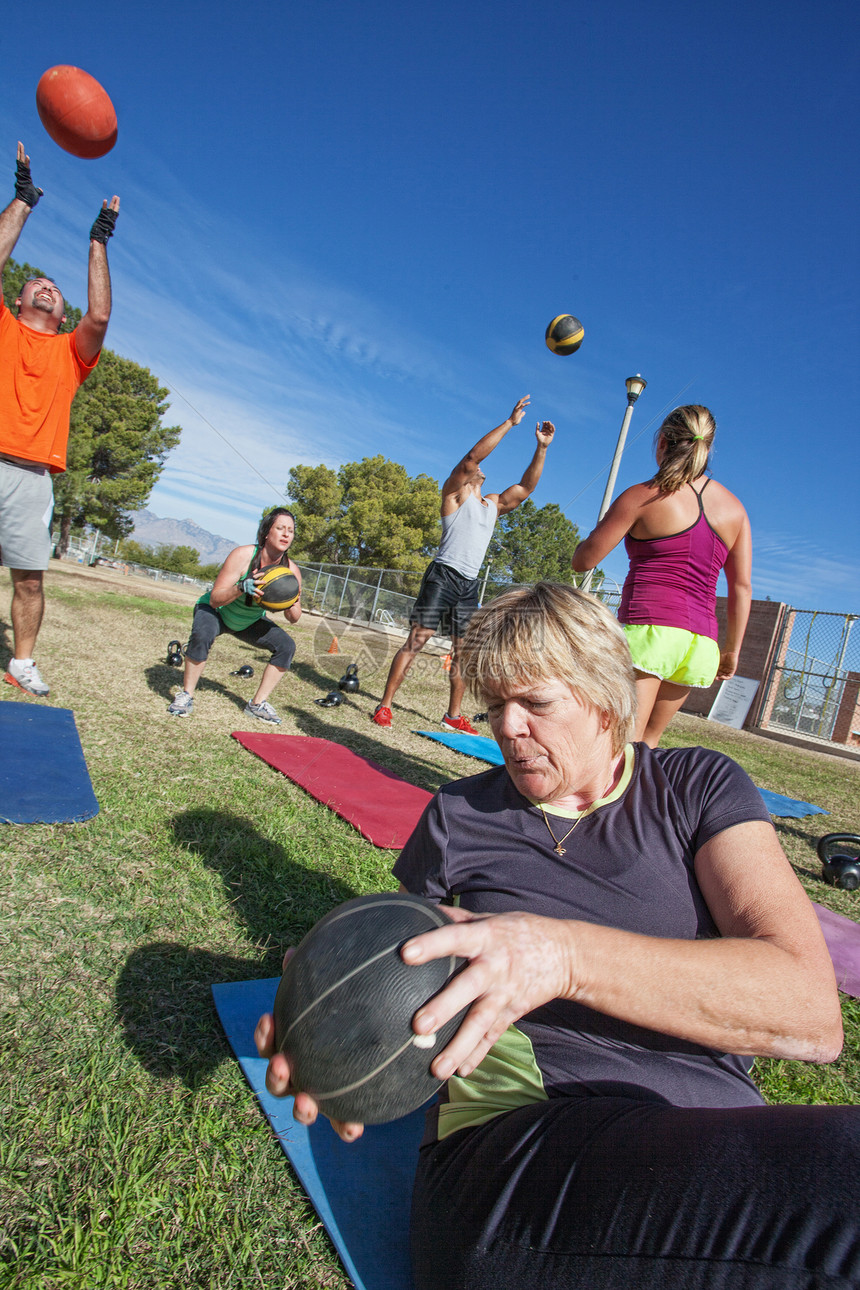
top-left (537, 759), bottom-right (622, 855)
top-left (539, 805), bottom-right (587, 856)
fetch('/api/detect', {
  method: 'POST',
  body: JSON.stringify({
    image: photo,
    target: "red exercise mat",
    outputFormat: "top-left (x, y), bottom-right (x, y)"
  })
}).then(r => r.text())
top-left (232, 733), bottom-right (431, 849)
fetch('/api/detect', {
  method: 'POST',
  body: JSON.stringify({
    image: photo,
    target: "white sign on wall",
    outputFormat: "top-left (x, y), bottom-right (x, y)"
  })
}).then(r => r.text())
top-left (708, 676), bottom-right (760, 729)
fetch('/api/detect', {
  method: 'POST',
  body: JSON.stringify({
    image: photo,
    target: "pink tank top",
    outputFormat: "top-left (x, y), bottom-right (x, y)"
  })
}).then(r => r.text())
top-left (618, 481), bottom-right (729, 640)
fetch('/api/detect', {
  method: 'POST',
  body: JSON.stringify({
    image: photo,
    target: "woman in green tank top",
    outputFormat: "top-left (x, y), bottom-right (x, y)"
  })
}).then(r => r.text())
top-left (167, 508), bottom-right (302, 724)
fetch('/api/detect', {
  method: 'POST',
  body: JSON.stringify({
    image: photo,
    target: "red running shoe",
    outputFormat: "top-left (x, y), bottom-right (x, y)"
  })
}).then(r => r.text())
top-left (441, 713), bottom-right (478, 735)
top-left (371, 704), bottom-right (392, 727)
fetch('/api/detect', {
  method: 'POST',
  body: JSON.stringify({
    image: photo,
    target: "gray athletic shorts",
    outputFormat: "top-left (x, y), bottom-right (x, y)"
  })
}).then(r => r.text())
top-left (0, 458), bottom-right (55, 570)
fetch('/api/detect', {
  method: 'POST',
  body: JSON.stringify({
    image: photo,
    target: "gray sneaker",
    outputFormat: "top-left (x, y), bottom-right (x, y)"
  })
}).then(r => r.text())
top-left (244, 699), bottom-right (281, 724)
top-left (168, 689), bottom-right (194, 716)
top-left (4, 658), bottom-right (50, 696)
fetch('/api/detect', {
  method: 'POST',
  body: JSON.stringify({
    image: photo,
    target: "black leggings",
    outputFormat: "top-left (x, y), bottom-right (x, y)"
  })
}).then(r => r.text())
top-left (411, 1096), bottom-right (860, 1289)
top-left (185, 602), bottom-right (296, 670)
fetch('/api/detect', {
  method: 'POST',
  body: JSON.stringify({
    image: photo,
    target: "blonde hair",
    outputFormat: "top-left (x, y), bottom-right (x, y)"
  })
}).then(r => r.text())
top-left (652, 405), bottom-right (715, 494)
top-left (460, 582), bottom-right (636, 755)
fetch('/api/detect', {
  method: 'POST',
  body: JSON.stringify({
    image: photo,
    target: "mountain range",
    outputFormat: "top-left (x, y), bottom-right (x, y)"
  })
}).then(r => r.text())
top-left (128, 509), bottom-right (240, 566)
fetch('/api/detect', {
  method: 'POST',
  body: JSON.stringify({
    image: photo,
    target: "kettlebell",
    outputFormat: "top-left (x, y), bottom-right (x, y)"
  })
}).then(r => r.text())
top-left (822, 856), bottom-right (860, 891)
top-left (816, 833), bottom-right (860, 892)
top-left (315, 690), bottom-right (344, 708)
top-left (338, 663), bottom-right (360, 694)
top-left (166, 640), bottom-right (183, 667)
top-left (230, 664), bottom-right (255, 678)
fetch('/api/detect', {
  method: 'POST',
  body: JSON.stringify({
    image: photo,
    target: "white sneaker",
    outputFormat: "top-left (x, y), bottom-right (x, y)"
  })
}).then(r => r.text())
top-left (244, 700), bottom-right (281, 724)
top-left (4, 658), bottom-right (50, 696)
top-left (168, 689), bottom-right (194, 716)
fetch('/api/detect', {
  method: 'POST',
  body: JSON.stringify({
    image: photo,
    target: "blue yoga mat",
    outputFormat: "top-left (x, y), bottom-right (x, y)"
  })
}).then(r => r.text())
top-left (415, 729), bottom-right (829, 820)
top-left (415, 728), bottom-right (504, 765)
top-left (0, 701), bottom-right (99, 823)
top-left (212, 977), bottom-right (421, 1290)
top-left (757, 788), bottom-right (828, 819)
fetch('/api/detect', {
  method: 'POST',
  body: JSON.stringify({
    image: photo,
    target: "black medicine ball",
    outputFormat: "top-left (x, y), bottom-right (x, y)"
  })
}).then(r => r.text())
top-left (273, 893), bottom-right (468, 1124)
top-left (545, 313), bottom-right (585, 355)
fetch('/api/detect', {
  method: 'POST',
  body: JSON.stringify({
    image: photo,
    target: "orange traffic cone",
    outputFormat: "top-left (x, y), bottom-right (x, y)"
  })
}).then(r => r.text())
top-left (442, 653), bottom-right (452, 672)
top-left (327, 637), bottom-right (339, 654)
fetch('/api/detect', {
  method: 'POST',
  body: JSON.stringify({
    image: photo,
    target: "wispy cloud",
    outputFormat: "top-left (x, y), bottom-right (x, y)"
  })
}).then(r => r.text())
top-left (752, 531), bottom-right (859, 611)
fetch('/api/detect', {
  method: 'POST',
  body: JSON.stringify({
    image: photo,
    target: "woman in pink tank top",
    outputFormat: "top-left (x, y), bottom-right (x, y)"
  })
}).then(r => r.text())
top-left (572, 405), bottom-right (751, 747)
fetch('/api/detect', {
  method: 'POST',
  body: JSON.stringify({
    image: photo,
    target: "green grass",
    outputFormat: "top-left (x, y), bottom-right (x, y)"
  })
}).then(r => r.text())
top-left (1, 562), bottom-right (858, 1287)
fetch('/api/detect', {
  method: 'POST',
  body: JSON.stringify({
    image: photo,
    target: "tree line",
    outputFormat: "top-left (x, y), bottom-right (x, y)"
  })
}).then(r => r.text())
top-left (4, 252), bottom-right (591, 587)
top-left (112, 460), bottom-right (590, 589)
top-left (283, 460), bottom-right (589, 586)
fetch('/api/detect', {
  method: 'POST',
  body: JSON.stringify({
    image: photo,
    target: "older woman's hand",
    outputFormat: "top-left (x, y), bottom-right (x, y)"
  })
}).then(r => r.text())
top-left (402, 906), bottom-right (576, 1079)
top-left (254, 953), bottom-right (365, 1144)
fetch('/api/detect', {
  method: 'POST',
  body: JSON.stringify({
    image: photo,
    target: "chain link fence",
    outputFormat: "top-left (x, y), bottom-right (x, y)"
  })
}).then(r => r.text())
top-left (296, 561), bottom-right (622, 632)
top-left (59, 528), bottom-right (212, 592)
top-left (758, 609), bottom-right (859, 741)
top-left (59, 534), bottom-right (856, 749)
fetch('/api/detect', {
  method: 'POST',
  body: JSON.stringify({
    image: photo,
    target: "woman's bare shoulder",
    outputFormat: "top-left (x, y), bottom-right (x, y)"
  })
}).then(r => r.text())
top-left (222, 544), bottom-right (255, 568)
top-left (704, 478), bottom-right (749, 515)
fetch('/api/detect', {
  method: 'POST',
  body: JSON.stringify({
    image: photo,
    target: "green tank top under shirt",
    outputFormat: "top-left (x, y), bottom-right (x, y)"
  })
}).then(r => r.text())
top-left (197, 546), bottom-right (267, 632)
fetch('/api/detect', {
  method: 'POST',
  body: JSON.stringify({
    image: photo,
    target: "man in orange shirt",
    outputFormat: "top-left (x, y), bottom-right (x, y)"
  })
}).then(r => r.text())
top-left (0, 142), bottom-right (119, 696)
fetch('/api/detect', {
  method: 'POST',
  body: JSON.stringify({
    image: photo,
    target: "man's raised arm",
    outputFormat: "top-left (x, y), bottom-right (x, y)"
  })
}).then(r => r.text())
top-left (75, 196), bottom-right (119, 364)
top-left (0, 143), bottom-right (43, 304)
top-left (494, 420), bottom-right (555, 515)
top-left (442, 395), bottom-right (531, 497)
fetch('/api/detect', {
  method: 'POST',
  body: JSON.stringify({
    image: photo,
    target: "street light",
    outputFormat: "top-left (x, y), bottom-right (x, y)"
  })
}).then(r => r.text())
top-left (580, 375), bottom-right (646, 593)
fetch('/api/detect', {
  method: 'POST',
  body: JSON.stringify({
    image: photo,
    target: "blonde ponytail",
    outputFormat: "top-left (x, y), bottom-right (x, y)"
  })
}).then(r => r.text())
top-left (651, 405), bottom-right (715, 493)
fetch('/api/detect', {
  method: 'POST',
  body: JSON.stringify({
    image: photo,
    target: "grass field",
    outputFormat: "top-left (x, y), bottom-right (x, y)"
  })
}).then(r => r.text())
top-left (1, 562), bottom-right (858, 1288)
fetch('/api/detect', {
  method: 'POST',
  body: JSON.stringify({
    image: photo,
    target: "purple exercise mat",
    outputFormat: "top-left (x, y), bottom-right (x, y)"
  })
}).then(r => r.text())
top-left (813, 903), bottom-right (860, 999)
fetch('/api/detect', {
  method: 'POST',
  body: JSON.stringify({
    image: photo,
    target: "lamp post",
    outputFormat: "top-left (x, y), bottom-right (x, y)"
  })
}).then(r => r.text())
top-left (580, 374), bottom-right (646, 592)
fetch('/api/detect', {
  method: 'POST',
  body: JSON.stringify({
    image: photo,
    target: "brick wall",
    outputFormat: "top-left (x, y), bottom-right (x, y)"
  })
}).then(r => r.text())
top-left (831, 672), bottom-right (860, 748)
top-left (681, 598), bottom-right (787, 728)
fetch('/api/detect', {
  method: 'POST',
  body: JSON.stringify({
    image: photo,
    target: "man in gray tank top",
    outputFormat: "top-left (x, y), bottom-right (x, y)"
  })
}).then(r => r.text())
top-left (371, 396), bottom-right (555, 731)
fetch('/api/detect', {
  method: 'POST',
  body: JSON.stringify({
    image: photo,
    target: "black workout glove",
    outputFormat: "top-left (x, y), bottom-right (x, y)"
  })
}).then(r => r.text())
top-left (15, 156), bottom-right (42, 208)
top-left (239, 575), bottom-right (260, 605)
top-left (89, 205), bottom-right (118, 244)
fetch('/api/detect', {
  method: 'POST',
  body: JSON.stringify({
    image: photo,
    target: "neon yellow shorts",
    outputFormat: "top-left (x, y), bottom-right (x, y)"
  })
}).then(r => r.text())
top-left (623, 624), bottom-right (720, 689)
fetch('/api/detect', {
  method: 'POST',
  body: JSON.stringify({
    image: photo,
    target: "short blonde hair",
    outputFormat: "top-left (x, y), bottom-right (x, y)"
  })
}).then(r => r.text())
top-left (460, 582), bottom-right (636, 755)
top-left (652, 404), bottom-right (715, 494)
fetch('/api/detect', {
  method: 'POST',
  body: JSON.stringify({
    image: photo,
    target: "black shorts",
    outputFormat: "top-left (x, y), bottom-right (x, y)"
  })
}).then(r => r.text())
top-left (411, 560), bottom-right (480, 639)
top-left (411, 1096), bottom-right (860, 1289)
top-left (185, 602), bottom-right (296, 670)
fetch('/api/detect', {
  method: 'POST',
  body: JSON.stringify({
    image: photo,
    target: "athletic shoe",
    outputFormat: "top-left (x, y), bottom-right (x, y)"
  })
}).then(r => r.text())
top-left (245, 700), bottom-right (281, 724)
top-left (168, 690), bottom-right (194, 717)
top-left (371, 704), bottom-right (392, 727)
top-left (4, 658), bottom-right (50, 696)
top-left (441, 713), bottom-right (479, 735)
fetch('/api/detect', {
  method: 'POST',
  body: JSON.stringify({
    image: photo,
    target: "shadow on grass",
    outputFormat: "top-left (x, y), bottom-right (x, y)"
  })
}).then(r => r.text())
top-left (144, 661), bottom-right (260, 709)
top-left (0, 613), bottom-right (13, 669)
top-left (774, 819), bottom-right (829, 882)
top-left (116, 808), bottom-right (356, 1088)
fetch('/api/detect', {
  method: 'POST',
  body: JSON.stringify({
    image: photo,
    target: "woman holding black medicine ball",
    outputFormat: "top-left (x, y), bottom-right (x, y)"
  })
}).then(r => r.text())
top-left (167, 507), bottom-right (302, 724)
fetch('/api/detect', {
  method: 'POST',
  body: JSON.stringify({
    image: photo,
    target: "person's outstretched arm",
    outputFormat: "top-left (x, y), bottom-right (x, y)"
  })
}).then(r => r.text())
top-left (442, 396), bottom-right (531, 499)
top-left (570, 483), bottom-right (652, 572)
top-left (75, 196), bottom-right (120, 364)
top-left (0, 143), bottom-right (43, 303)
top-left (493, 420), bottom-right (555, 515)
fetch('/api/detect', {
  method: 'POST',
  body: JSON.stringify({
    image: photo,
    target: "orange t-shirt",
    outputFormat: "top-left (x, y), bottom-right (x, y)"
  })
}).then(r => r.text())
top-left (0, 302), bottom-right (99, 473)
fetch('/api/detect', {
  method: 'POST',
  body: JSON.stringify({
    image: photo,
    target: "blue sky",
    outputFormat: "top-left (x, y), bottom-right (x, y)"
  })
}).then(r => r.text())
top-left (2, 0), bottom-right (858, 613)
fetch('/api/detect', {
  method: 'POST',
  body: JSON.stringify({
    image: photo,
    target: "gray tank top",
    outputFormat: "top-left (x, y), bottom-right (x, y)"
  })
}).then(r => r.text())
top-left (436, 493), bottom-right (499, 579)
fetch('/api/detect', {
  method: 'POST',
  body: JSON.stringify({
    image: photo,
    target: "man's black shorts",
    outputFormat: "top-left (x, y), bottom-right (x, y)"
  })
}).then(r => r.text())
top-left (411, 560), bottom-right (480, 639)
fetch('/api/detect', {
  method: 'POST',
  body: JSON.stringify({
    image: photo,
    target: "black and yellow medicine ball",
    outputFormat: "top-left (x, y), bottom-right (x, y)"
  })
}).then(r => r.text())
top-left (545, 314), bottom-right (585, 356)
top-left (254, 565), bottom-right (300, 611)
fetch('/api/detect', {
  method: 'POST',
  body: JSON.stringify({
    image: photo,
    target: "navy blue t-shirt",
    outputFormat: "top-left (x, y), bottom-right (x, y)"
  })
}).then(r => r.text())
top-left (394, 743), bottom-right (773, 1134)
